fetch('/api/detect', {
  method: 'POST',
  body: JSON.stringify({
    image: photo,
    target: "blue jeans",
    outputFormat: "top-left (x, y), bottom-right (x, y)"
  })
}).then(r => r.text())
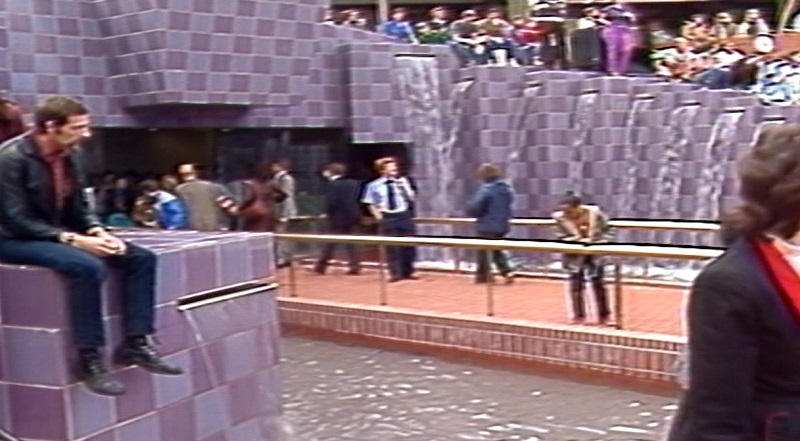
top-left (0, 239), bottom-right (157, 348)
top-left (379, 211), bottom-right (416, 278)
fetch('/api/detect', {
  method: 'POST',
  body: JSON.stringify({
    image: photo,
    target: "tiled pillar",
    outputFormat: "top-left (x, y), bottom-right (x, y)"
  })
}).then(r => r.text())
top-left (0, 231), bottom-right (281, 441)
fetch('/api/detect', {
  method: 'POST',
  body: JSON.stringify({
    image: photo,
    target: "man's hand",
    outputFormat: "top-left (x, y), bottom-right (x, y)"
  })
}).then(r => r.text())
top-left (71, 235), bottom-right (120, 256)
top-left (96, 230), bottom-right (127, 255)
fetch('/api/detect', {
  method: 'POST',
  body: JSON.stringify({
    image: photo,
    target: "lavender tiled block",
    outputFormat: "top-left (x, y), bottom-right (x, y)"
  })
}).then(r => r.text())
top-left (153, 350), bottom-right (193, 408)
top-left (194, 388), bottom-right (232, 440)
top-left (2, 327), bottom-right (70, 386)
top-left (115, 366), bottom-right (156, 421)
top-left (116, 412), bottom-right (160, 441)
top-left (183, 243), bottom-right (221, 294)
top-left (218, 238), bottom-right (251, 286)
top-left (153, 249), bottom-right (188, 305)
top-left (159, 399), bottom-right (197, 441)
top-left (154, 304), bottom-right (192, 355)
top-left (9, 385), bottom-right (68, 440)
top-left (67, 384), bottom-right (115, 439)
top-left (0, 265), bottom-right (68, 328)
top-left (222, 330), bottom-right (260, 382)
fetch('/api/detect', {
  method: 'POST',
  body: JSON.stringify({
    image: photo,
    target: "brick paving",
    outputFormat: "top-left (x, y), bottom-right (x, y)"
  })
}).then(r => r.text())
top-left (275, 266), bottom-right (685, 336)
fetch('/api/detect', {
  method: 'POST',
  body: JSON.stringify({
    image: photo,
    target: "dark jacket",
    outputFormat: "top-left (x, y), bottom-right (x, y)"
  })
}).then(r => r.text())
top-left (668, 239), bottom-right (800, 441)
top-left (0, 134), bottom-right (102, 241)
top-left (466, 179), bottom-right (514, 234)
top-left (324, 177), bottom-right (363, 230)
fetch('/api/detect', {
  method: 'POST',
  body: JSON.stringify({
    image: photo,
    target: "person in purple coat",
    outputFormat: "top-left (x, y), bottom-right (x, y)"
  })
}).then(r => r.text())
top-left (601, 0), bottom-right (636, 76)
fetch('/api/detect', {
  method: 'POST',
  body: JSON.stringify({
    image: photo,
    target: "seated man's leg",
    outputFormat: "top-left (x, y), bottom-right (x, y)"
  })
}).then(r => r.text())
top-left (106, 243), bottom-right (183, 376)
top-left (0, 239), bottom-right (125, 396)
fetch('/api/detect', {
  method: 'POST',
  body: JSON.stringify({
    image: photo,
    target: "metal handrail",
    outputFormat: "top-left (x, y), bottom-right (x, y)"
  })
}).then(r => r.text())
top-left (276, 233), bottom-right (722, 260)
top-left (277, 232), bottom-right (718, 330)
top-left (288, 215), bottom-right (721, 233)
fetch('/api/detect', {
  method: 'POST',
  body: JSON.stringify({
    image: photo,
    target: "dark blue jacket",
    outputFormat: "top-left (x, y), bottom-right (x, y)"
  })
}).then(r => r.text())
top-left (467, 179), bottom-right (514, 234)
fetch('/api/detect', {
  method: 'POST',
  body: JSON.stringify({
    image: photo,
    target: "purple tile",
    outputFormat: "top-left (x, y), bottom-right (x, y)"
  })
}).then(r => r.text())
top-left (159, 399), bottom-right (196, 441)
top-left (227, 418), bottom-right (261, 441)
top-left (190, 347), bottom-right (217, 394)
top-left (155, 305), bottom-right (192, 355)
top-left (183, 245), bottom-right (219, 294)
top-left (154, 250), bottom-right (187, 305)
top-left (10, 385), bottom-right (67, 440)
top-left (153, 350), bottom-right (192, 408)
top-left (114, 366), bottom-right (156, 421)
top-left (2, 327), bottom-right (69, 386)
top-left (193, 388), bottom-right (231, 440)
top-left (222, 330), bottom-right (259, 382)
top-left (200, 431), bottom-right (228, 441)
top-left (228, 374), bottom-right (263, 425)
top-left (84, 430), bottom-right (115, 441)
top-left (116, 412), bottom-right (159, 441)
top-left (0, 265), bottom-right (69, 328)
top-left (68, 384), bottom-right (115, 439)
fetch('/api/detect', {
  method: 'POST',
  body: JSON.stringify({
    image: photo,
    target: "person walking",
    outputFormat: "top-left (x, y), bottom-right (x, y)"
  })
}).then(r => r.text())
top-left (175, 163), bottom-right (236, 231)
top-left (467, 164), bottom-right (516, 284)
top-left (271, 159), bottom-right (298, 267)
top-left (313, 163), bottom-right (363, 275)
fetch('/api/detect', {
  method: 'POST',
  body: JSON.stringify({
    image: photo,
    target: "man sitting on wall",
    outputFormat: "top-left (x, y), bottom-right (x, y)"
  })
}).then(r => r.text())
top-left (0, 96), bottom-right (183, 396)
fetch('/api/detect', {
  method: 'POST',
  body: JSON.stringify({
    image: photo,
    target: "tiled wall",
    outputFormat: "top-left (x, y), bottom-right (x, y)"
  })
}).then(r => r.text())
top-left (0, 0), bottom-right (793, 221)
top-left (0, 231), bottom-right (282, 441)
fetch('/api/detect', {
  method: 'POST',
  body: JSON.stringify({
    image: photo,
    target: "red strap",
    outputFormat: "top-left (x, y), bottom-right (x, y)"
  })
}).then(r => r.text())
top-left (754, 239), bottom-right (800, 323)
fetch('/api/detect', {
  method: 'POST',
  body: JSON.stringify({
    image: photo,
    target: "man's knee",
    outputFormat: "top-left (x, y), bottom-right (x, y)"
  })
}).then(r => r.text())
top-left (126, 244), bottom-right (157, 268)
top-left (62, 255), bottom-right (107, 281)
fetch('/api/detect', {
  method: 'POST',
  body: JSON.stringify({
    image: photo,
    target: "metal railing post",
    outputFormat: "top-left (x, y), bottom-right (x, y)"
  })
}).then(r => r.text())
top-left (613, 261), bottom-right (623, 330)
top-left (485, 247), bottom-right (495, 317)
top-left (378, 244), bottom-right (389, 306)
top-left (287, 243), bottom-right (298, 298)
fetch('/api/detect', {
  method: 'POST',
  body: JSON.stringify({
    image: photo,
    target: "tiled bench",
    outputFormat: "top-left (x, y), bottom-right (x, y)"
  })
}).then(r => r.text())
top-left (0, 231), bottom-right (281, 441)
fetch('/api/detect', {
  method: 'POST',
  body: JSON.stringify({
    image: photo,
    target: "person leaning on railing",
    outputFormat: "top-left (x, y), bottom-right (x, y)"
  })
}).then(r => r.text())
top-left (668, 123), bottom-right (800, 440)
top-left (552, 192), bottom-right (613, 325)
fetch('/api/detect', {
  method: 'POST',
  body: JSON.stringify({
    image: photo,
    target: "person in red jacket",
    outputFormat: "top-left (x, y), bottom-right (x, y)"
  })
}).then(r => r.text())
top-left (511, 17), bottom-right (542, 66)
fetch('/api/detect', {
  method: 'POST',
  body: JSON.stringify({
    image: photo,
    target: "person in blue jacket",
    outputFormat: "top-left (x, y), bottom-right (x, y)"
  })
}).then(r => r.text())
top-left (467, 163), bottom-right (516, 284)
top-left (379, 8), bottom-right (418, 44)
top-left (139, 180), bottom-right (188, 230)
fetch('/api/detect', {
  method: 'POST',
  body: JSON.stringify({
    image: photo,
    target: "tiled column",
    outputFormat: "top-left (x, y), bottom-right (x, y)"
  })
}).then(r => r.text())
top-left (0, 231), bottom-right (281, 441)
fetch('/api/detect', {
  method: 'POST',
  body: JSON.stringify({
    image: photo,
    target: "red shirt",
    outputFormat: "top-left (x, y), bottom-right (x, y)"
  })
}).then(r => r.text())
top-left (36, 142), bottom-right (72, 212)
top-left (514, 22), bottom-right (542, 44)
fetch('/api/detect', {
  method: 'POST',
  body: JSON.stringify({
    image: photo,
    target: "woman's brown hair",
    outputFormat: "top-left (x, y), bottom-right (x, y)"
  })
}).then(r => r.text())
top-left (722, 124), bottom-right (800, 243)
top-left (478, 163), bottom-right (503, 180)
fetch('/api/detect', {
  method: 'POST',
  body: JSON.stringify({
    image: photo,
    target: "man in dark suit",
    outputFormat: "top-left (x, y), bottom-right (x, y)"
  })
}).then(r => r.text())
top-left (0, 96), bottom-right (182, 397)
top-left (313, 163), bottom-right (362, 275)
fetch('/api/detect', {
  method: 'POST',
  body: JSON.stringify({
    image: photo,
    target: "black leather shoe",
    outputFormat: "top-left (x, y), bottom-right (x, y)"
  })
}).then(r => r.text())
top-left (0, 425), bottom-right (22, 441)
top-left (76, 351), bottom-right (126, 396)
top-left (115, 339), bottom-right (184, 376)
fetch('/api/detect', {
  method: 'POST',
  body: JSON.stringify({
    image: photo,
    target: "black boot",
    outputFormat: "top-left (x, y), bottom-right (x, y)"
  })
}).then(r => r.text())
top-left (76, 349), bottom-right (126, 396)
top-left (114, 336), bottom-right (184, 376)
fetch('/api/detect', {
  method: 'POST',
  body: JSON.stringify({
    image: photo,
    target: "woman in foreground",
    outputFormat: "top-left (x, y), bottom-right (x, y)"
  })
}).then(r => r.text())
top-left (668, 124), bottom-right (800, 440)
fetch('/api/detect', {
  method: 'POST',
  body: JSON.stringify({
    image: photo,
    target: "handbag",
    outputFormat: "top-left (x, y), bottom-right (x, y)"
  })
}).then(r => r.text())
top-left (238, 180), bottom-right (269, 220)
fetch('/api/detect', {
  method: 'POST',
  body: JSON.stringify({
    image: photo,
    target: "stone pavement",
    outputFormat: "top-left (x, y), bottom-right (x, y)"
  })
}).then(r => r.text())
top-left (275, 267), bottom-right (685, 336)
top-left (282, 336), bottom-right (677, 441)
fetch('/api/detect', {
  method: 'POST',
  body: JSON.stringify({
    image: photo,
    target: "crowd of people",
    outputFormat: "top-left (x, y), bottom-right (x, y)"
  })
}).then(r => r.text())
top-left (324, 3), bottom-right (800, 105)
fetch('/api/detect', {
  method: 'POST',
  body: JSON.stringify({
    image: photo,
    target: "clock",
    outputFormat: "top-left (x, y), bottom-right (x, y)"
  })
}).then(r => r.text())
top-left (753, 34), bottom-right (775, 54)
